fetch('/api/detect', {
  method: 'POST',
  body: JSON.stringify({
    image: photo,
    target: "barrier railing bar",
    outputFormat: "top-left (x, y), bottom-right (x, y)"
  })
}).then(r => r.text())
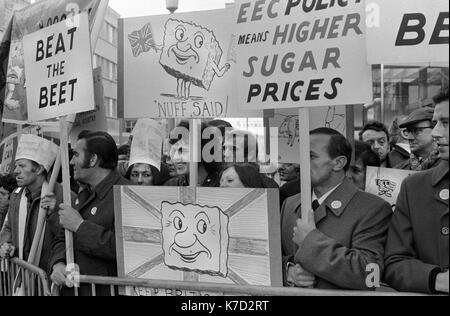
top-left (78, 275), bottom-right (427, 297)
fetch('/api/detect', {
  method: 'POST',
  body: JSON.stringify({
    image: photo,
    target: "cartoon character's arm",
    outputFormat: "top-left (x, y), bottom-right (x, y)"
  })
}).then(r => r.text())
top-left (211, 62), bottom-right (231, 78)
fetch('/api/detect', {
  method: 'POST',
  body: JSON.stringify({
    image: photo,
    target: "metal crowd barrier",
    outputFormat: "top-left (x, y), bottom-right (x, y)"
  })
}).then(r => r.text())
top-left (0, 258), bottom-right (429, 297)
top-left (68, 275), bottom-right (426, 297)
top-left (0, 258), bottom-right (51, 297)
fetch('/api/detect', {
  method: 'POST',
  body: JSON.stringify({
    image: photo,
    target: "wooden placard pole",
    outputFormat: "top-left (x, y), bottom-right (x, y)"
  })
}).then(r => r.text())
top-left (27, 151), bottom-right (61, 265)
top-left (189, 119), bottom-right (200, 187)
top-left (59, 117), bottom-right (75, 266)
top-left (298, 108), bottom-right (314, 225)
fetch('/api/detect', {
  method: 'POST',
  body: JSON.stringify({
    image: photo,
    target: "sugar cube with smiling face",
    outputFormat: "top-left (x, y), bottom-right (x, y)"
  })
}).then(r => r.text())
top-left (160, 202), bottom-right (229, 277)
top-left (159, 19), bottom-right (222, 91)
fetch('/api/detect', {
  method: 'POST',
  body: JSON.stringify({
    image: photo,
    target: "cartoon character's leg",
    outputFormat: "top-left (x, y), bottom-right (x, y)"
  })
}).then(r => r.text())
top-left (177, 78), bottom-right (183, 98)
top-left (184, 81), bottom-right (191, 99)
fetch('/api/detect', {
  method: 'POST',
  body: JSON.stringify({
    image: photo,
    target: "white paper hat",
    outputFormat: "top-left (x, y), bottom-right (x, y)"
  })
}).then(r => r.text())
top-left (129, 119), bottom-right (163, 171)
top-left (15, 134), bottom-right (59, 172)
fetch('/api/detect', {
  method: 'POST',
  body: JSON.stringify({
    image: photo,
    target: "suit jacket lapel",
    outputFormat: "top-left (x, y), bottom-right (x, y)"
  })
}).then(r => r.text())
top-left (315, 179), bottom-right (359, 225)
top-left (432, 162), bottom-right (449, 209)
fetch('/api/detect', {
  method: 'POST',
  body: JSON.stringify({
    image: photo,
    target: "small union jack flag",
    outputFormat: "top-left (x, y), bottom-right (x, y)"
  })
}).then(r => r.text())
top-left (128, 23), bottom-right (156, 57)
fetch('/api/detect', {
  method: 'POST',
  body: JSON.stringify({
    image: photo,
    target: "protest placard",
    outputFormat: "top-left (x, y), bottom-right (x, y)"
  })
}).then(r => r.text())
top-left (119, 8), bottom-right (262, 119)
top-left (115, 186), bottom-right (282, 296)
top-left (0, 125), bottom-right (43, 175)
top-left (1, 0), bottom-right (100, 124)
top-left (366, 167), bottom-right (417, 210)
top-left (22, 13), bottom-right (95, 122)
top-left (69, 67), bottom-right (107, 144)
top-left (235, 0), bottom-right (373, 110)
top-left (270, 106), bottom-right (347, 163)
top-left (366, 0), bottom-right (449, 65)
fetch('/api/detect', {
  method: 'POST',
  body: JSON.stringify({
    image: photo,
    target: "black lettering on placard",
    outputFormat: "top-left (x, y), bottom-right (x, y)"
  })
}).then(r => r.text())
top-left (246, 78), bottom-right (343, 103)
top-left (39, 78), bottom-right (78, 108)
top-left (396, 13), bottom-right (426, 46)
top-left (35, 27), bottom-right (78, 62)
top-left (247, 84), bottom-right (262, 103)
top-left (430, 12), bottom-right (449, 45)
top-left (325, 77), bottom-right (343, 100)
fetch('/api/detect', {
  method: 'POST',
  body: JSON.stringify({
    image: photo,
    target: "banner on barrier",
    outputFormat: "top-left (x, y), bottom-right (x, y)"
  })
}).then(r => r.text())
top-left (114, 186), bottom-right (282, 296)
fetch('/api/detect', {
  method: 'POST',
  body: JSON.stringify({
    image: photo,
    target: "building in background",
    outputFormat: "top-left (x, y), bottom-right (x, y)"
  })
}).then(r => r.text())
top-left (92, 6), bottom-right (122, 141)
top-left (0, 0), bottom-right (31, 40)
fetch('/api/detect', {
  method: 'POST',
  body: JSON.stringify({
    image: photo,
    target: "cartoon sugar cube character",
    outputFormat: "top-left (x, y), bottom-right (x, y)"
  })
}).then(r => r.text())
top-left (161, 202), bottom-right (229, 277)
top-left (159, 19), bottom-right (231, 99)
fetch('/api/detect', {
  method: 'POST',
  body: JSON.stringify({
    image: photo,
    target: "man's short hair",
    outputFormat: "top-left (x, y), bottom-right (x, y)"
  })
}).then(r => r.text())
top-left (359, 121), bottom-right (390, 142)
top-left (310, 128), bottom-right (352, 172)
top-left (79, 132), bottom-right (118, 171)
top-left (433, 88), bottom-right (449, 105)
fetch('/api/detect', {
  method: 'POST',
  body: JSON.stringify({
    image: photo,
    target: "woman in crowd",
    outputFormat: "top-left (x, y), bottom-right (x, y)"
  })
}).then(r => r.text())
top-left (125, 162), bottom-right (170, 186)
top-left (220, 163), bottom-right (266, 188)
top-left (347, 141), bottom-right (381, 190)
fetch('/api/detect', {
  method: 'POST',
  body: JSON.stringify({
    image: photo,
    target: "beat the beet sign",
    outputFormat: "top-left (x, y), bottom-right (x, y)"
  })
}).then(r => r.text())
top-left (35, 27), bottom-right (79, 109)
top-left (23, 13), bottom-right (94, 122)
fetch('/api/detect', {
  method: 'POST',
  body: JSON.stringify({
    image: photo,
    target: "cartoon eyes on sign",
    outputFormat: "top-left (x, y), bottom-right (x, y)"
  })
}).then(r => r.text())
top-left (128, 19), bottom-right (232, 100)
top-left (160, 201), bottom-right (229, 278)
top-left (376, 179), bottom-right (397, 198)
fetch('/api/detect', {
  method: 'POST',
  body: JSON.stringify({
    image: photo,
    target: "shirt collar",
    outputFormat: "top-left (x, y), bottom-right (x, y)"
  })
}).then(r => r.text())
top-left (312, 182), bottom-right (342, 206)
top-left (92, 170), bottom-right (122, 200)
top-left (25, 186), bottom-right (42, 202)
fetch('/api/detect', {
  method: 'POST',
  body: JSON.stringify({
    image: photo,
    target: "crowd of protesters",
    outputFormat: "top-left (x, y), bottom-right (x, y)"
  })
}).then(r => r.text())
top-left (0, 89), bottom-right (448, 296)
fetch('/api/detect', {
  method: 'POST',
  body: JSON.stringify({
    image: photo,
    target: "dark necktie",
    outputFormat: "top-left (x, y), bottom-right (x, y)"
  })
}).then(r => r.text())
top-left (312, 200), bottom-right (320, 212)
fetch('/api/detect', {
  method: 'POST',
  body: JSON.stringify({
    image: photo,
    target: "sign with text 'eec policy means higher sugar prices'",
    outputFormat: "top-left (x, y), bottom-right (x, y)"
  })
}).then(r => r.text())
top-left (235, 0), bottom-right (373, 110)
top-left (366, 0), bottom-right (449, 65)
top-left (23, 13), bottom-right (95, 122)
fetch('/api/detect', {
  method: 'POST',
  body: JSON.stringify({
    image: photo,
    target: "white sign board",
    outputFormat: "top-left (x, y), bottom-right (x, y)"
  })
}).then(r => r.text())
top-left (366, 0), bottom-right (449, 64)
top-left (69, 67), bottom-right (107, 144)
top-left (235, 0), bottom-right (373, 110)
top-left (23, 13), bottom-right (95, 122)
top-left (271, 106), bottom-right (347, 163)
top-left (120, 8), bottom-right (262, 119)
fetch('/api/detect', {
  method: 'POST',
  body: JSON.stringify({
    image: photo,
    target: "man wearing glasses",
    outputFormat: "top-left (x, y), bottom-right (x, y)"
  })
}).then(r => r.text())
top-left (397, 107), bottom-right (441, 171)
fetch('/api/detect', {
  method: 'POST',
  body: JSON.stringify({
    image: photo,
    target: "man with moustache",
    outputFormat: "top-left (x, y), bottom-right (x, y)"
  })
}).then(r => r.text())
top-left (385, 90), bottom-right (449, 294)
top-left (49, 132), bottom-right (129, 296)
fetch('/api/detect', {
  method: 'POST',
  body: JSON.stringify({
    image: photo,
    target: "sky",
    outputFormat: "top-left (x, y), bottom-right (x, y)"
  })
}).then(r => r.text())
top-left (108, 0), bottom-right (233, 17)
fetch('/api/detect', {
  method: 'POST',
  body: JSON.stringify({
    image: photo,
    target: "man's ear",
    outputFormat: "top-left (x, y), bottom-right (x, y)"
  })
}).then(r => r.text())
top-left (36, 165), bottom-right (46, 176)
top-left (90, 154), bottom-right (99, 168)
top-left (333, 156), bottom-right (348, 172)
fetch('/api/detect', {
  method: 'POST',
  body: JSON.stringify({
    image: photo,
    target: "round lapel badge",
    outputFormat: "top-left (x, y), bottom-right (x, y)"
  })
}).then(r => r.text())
top-left (91, 207), bottom-right (98, 216)
top-left (331, 201), bottom-right (342, 210)
top-left (440, 189), bottom-right (449, 201)
top-left (75, 199), bottom-right (80, 206)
